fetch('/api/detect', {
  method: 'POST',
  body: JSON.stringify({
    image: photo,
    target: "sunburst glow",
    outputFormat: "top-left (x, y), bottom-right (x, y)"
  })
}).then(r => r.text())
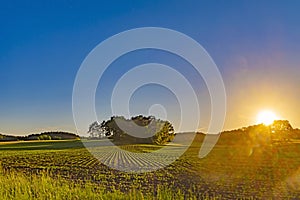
top-left (256, 110), bottom-right (278, 125)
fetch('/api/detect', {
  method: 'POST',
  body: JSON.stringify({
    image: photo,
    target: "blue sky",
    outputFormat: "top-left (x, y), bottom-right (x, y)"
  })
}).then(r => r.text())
top-left (1, 1), bottom-right (300, 135)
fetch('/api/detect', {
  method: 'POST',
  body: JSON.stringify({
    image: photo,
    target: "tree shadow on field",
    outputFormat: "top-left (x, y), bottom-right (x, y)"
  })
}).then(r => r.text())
top-left (0, 140), bottom-right (85, 151)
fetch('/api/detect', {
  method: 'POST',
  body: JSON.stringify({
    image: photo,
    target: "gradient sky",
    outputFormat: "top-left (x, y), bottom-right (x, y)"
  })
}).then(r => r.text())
top-left (1, 0), bottom-right (300, 135)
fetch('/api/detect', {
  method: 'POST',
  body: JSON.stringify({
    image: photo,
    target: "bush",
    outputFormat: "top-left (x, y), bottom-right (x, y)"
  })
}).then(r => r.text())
top-left (38, 135), bottom-right (51, 140)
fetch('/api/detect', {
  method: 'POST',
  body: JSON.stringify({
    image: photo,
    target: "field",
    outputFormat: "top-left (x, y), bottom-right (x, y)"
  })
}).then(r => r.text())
top-left (1, 134), bottom-right (300, 199)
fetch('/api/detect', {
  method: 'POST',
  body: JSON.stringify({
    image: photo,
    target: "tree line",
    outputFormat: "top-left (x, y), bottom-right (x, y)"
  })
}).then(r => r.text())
top-left (0, 131), bottom-right (80, 142)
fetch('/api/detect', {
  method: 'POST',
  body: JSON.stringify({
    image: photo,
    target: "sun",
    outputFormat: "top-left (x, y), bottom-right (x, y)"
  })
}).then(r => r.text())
top-left (256, 110), bottom-right (278, 125)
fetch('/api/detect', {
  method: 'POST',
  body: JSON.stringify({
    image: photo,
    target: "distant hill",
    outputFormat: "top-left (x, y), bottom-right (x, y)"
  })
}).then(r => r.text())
top-left (0, 131), bottom-right (80, 142)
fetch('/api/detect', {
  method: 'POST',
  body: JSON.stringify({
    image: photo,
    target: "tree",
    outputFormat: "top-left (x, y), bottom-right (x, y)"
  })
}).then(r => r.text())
top-left (93, 115), bottom-right (175, 145)
top-left (87, 121), bottom-right (103, 138)
top-left (152, 120), bottom-right (175, 145)
top-left (271, 120), bottom-right (293, 131)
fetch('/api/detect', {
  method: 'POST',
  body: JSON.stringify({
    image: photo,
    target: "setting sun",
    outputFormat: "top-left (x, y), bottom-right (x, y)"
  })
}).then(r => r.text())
top-left (256, 110), bottom-right (279, 125)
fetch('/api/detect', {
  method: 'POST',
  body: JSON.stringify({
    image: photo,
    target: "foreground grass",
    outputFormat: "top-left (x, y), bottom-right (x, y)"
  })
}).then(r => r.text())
top-left (0, 168), bottom-right (100, 200)
top-left (0, 168), bottom-right (220, 200)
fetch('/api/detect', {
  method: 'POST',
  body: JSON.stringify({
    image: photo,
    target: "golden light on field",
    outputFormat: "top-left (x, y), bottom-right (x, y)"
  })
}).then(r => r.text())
top-left (256, 110), bottom-right (278, 125)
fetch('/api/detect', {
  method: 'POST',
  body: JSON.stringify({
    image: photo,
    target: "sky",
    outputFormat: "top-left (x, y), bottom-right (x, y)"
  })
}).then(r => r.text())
top-left (1, 0), bottom-right (300, 135)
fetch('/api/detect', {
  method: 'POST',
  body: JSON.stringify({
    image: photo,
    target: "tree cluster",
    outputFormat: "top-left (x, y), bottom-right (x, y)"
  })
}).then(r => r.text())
top-left (219, 120), bottom-right (299, 145)
top-left (88, 115), bottom-right (175, 145)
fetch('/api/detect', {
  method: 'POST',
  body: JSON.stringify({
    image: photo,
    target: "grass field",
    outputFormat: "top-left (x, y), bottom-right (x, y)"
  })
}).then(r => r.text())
top-left (1, 134), bottom-right (300, 199)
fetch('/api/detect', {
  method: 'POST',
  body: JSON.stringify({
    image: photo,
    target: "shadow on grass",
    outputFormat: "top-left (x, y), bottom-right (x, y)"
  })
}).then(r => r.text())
top-left (0, 140), bottom-right (85, 151)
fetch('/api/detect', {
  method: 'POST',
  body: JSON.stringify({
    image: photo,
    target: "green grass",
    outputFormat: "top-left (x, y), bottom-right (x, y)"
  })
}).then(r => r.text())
top-left (0, 168), bottom-right (106, 200)
top-left (0, 167), bottom-right (220, 200)
top-left (1, 135), bottom-right (300, 199)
